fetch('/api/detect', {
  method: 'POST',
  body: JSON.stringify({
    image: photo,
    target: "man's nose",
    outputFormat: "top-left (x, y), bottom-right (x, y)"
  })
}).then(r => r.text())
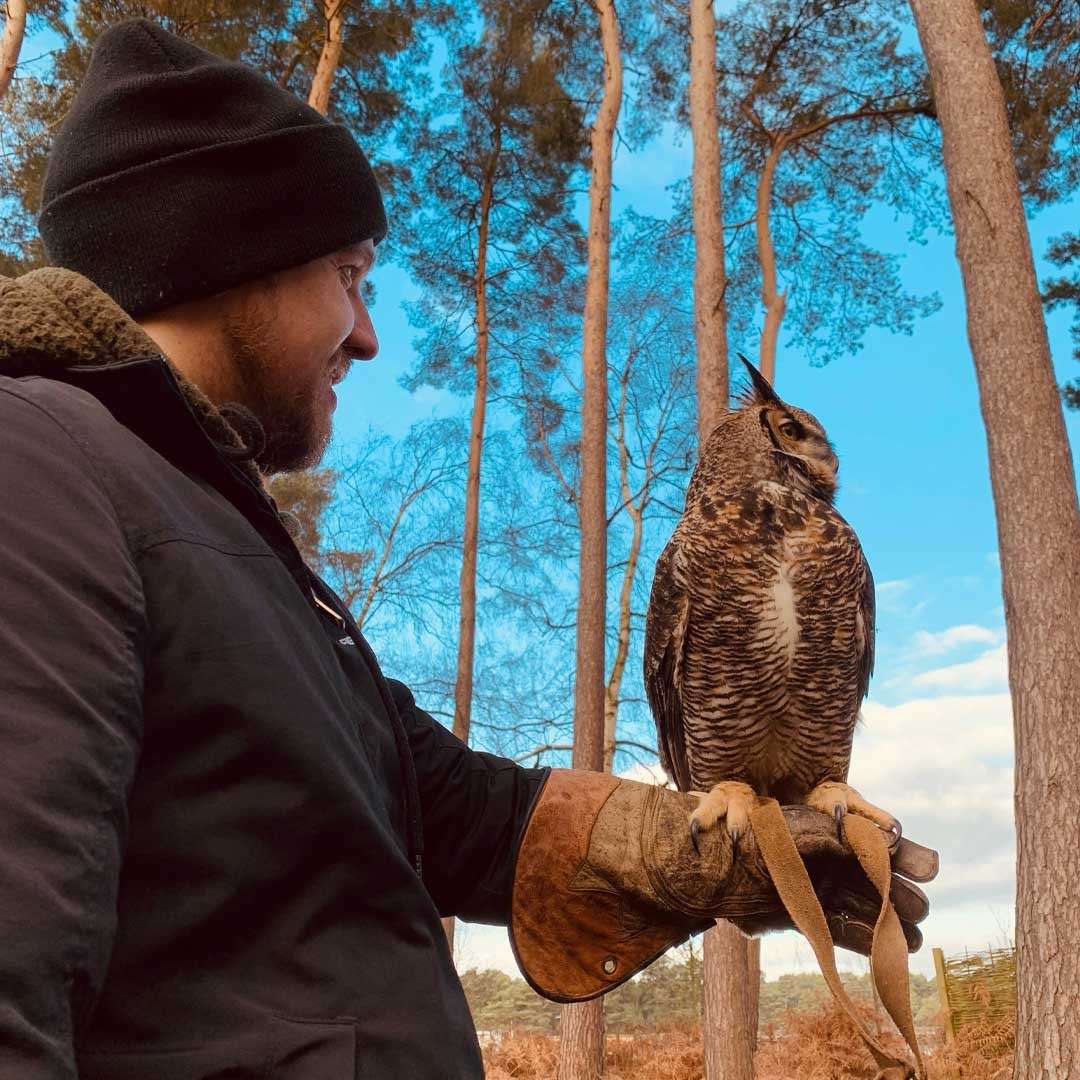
top-left (346, 299), bottom-right (378, 361)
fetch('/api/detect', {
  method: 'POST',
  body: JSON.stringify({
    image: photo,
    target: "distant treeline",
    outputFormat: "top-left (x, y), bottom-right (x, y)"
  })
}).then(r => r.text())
top-left (460, 946), bottom-right (941, 1035)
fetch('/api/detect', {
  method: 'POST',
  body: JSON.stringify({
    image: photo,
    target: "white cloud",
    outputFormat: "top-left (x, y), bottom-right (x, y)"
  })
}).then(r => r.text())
top-left (617, 761), bottom-right (669, 786)
top-left (877, 579), bottom-right (913, 595)
top-left (911, 624), bottom-right (1002, 656)
top-left (875, 578), bottom-right (928, 618)
top-left (876, 579), bottom-right (914, 610)
top-left (909, 643), bottom-right (1008, 691)
top-left (852, 693), bottom-right (1015, 949)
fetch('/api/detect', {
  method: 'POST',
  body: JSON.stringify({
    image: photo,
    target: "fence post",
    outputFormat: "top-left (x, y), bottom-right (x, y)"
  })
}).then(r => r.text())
top-left (932, 947), bottom-right (955, 1044)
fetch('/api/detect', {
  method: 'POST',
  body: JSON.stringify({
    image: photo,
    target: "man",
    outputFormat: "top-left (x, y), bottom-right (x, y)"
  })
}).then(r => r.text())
top-left (0, 19), bottom-right (933, 1079)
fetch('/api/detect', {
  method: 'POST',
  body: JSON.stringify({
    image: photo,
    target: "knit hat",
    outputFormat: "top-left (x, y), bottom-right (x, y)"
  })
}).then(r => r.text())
top-left (38, 19), bottom-right (387, 317)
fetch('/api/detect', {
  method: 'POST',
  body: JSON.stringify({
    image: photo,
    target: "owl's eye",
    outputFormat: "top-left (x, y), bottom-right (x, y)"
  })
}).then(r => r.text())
top-left (778, 419), bottom-right (801, 439)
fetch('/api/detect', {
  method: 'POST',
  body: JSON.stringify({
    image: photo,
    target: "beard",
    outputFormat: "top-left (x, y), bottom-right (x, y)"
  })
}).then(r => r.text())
top-left (220, 296), bottom-right (336, 476)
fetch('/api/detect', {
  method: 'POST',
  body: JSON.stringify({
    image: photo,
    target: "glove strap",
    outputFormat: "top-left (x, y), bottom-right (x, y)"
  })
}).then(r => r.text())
top-left (748, 798), bottom-right (926, 1080)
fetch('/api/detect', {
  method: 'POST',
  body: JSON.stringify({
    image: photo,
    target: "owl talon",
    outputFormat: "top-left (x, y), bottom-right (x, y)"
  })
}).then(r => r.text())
top-left (806, 781), bottom-right (900, 845)
top-left (688, 781), bottom-right (755, 856)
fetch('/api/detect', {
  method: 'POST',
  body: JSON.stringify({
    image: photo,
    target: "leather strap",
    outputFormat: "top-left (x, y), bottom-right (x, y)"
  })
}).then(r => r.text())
top-left (749, 798), bottom-right (926, 1080)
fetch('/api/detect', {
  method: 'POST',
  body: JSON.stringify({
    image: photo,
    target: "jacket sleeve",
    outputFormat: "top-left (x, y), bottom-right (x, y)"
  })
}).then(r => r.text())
top-left (0, 385), bottom-right (146, 1079)
top-left (385, 679), bottom-right (547, 926)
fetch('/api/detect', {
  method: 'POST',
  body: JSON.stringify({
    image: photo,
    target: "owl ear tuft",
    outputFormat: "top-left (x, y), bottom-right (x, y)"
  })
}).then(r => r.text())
top-left (735, 354), bottom-right (783, 408)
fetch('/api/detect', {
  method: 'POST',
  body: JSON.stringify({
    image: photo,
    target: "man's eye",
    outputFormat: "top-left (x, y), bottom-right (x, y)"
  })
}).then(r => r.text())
top-left (340, 265), bottom-right (361, 288)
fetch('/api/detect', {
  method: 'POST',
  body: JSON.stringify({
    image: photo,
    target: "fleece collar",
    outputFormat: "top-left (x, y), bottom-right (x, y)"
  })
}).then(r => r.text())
top-left (0, 268), bottom-right (265, 491)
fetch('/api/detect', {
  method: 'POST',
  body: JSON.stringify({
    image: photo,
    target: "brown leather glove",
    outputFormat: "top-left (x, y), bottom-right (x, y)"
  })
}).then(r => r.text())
top-left (510, 770), bottom-right (937, 1003)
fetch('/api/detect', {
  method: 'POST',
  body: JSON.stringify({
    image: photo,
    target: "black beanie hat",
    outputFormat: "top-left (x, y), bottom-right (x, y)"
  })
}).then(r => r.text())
top-left (38, 18), bottom-right (388, 317)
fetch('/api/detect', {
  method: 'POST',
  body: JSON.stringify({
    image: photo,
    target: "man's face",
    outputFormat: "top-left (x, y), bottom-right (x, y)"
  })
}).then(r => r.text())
top-left (220, 239), bottom-right (378, 475)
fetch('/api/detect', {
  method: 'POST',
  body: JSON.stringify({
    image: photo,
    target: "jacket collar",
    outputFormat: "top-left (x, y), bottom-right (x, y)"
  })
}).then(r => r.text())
top-left (0, 268), bottom-right (313, 581)
top-left (0, 267), bottom-right (265, 492)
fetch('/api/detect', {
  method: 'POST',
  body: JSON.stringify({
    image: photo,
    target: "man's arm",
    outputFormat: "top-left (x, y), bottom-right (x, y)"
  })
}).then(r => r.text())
top-left (383, 646), bottom-right (935, 1023)
top-left (0, 385), bottom-right (145, 1078)
top-left (385, 680), bottom-right (546, 925)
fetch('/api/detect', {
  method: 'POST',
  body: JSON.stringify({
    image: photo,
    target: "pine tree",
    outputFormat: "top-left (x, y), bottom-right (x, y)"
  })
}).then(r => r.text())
top-left (907, 1), bottom-right (1080, 1074)
top-left (559, 0), bottom-right (622, 1074)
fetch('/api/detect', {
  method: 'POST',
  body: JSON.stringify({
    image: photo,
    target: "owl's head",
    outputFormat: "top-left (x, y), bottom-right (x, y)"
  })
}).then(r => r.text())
top-left (736, 356), bottom-right (839, 503)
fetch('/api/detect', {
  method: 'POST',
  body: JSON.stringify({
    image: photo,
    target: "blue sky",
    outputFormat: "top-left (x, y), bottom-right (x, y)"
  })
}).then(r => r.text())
top-left (344, 124), bottom-right (1078, 727)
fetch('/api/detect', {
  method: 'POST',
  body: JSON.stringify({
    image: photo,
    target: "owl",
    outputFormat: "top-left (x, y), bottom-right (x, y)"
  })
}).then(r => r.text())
top-left (644, 358), bottom-right (898, 849)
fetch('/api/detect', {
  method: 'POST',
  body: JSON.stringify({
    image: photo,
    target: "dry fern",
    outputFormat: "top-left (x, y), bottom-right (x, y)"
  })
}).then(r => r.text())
top-left (755, 1000), bottom-right (909, 1080)
top-left (481, 1004), bottom-right (1014, 1080)
top-left (483, 1032), bottom-right (559, 1079)
top-left (606, 1027), bottom-right (703, 1080)
top-left (932, 1015), bottom-right (1014, 1080)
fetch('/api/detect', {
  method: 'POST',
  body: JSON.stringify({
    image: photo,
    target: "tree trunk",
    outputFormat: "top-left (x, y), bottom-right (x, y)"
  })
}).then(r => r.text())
top-left (559, 1), bottom-right (622, 1076)
top-left (453, 161), bottom-right (497, 751)
top-left (307, 0), bottom-right (344, 115)
top-left (755, 139), bottom-right (787, 383)
top-left (445, 157), bottom-right (499, 956)
top-left (907, 2), bottom-right (1080, 1076)
top-left (689, 0), bottom-right (729, 437)
top-left (702, 926), bottom-right (757, 1077)
top-left (560, 1002), bottom-right (605, 1080)
top-left (746, 937), bottom-right (760, 1050)
top-left (571, 0), bottom-right (621, 786)
top-left (689, 3), bottom-right (756, 1076)
top-left (0, 0), bottom-right (27, 100)
top-left (703, 926), bottom-right (757, 1078)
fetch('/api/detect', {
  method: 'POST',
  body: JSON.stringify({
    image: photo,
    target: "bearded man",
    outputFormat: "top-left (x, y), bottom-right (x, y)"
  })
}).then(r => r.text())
top-left (0, 19), bottom-right (934, 1080)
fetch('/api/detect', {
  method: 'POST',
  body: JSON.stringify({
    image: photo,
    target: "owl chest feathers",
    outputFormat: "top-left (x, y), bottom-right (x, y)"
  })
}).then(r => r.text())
top-left (674, 480), bottom-right (865, 796)
top-left (770, 555), bottom-right (800, 665)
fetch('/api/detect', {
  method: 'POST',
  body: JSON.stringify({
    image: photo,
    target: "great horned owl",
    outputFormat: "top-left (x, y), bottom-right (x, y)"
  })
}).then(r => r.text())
top-left (644, 358), bottom-right (898, 848)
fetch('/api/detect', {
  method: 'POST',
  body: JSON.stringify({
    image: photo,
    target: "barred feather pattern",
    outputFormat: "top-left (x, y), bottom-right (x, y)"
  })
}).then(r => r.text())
top-left (644, 404), bottom-right (874, 803)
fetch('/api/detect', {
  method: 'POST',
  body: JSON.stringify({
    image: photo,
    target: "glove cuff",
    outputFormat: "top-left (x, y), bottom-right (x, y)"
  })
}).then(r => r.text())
top-left (509, 769), bottom-right (711, 1002)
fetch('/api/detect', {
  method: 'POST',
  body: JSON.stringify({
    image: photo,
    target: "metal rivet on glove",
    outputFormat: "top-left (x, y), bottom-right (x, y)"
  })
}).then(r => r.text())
top-left (602, 957), bottom-right (617, 975)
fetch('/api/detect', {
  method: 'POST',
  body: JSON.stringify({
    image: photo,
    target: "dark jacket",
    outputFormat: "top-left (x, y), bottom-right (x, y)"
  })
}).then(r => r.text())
top-left (0, 269), bottom-right (546, 1080)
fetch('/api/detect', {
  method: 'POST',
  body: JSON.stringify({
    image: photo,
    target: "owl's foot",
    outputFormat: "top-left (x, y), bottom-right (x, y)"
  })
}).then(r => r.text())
top-left (804, 781), bottom-right (901, 844)
top-left (689, 780), bottom-right (757, 855)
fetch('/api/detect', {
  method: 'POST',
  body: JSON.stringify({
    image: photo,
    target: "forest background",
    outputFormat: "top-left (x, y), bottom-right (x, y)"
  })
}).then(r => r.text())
top-left (2, 0), bottom-right (1078, 1037)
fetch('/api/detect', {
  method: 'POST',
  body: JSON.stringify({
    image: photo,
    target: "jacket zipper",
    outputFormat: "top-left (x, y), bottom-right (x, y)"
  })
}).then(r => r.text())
top-left (309, 580), bottom-right (424, 879)
top-left (311, 590), bottom-right (345, 624)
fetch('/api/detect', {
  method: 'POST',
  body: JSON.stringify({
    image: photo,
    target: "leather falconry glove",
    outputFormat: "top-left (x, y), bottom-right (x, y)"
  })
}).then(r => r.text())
top-left (510, 770), bottom-right (937, 1003)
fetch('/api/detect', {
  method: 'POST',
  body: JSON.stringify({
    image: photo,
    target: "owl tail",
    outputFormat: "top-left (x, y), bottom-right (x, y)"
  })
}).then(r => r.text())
top-left (750, 799), bottom-right (928, 1080)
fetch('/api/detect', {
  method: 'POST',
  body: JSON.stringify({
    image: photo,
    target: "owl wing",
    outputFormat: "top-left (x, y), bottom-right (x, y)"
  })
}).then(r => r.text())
top-left (643, 538), bottom-right (693, 793)
top-left (856, 553), bottom-right (876, 703)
